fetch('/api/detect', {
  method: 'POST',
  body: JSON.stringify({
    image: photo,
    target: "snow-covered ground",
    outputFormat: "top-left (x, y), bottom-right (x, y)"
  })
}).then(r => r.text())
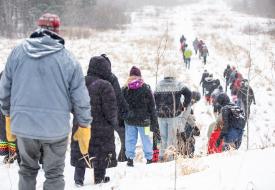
top-left (1, 0), bottom-right (275, 189)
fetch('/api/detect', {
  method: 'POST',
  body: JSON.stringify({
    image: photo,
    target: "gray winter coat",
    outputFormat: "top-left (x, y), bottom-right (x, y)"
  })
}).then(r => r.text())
top-left (0, 29), bottom-right (92, 140)
top-left (154, 77), bottom-right (191, 118)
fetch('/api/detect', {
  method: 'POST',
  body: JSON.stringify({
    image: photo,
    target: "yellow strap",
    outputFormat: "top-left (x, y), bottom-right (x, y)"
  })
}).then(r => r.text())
top-left (144, 126), bottom-right (150, 136)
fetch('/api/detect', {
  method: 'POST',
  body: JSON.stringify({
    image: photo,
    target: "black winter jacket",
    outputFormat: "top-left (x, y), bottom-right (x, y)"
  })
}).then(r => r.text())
top-left (204, 78), bottom-right (220, 96)
top-left (71, 56), bottom-right (118, 169)
top-left (108, 74), bottom-right (129, 122)
top-left (200, 71), bottom-right (209, 86)
top-left (221, 103), bottom-right (246, 137)
top-left (122, 83), bottom-right (159, 133)
top-left (223, 67), bottom-right (232, 81)
top-left (237, 85), bottom-right (256, 105)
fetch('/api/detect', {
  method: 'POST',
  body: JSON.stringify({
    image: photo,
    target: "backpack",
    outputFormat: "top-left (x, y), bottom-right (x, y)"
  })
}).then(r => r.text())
top-left (227, 104), bottom-right (246, 129)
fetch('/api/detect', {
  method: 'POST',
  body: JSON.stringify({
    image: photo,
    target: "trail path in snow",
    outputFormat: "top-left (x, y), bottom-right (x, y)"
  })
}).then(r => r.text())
top-left (1, 1), bottom-right (275, 189)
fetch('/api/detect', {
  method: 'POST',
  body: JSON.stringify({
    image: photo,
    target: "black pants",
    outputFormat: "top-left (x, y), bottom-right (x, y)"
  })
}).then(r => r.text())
top-left (203, 56), bottom-right (207, 64)
top-left (74, 166), bottom-right (106, 184)
top-left (74, 167), bottom-right (86, 184)
top-left (114, 126), bottom-right (126, 162)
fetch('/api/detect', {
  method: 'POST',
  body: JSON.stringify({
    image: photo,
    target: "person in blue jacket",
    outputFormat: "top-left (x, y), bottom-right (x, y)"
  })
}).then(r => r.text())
top-left (0, 13), bottom-right (92, 190)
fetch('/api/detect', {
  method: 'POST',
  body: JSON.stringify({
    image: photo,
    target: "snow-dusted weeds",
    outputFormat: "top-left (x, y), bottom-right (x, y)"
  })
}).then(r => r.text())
top-left (0, 0), bottom-right (275, 189)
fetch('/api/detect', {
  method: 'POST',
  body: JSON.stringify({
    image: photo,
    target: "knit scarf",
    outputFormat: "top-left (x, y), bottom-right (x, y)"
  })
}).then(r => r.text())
top-left (126, 76), bottom-right (144, 90)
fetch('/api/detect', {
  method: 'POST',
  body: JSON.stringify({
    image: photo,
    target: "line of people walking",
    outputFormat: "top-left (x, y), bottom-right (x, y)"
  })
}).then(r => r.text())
top-left (0, 14), bottom-right (256, 190)
top-left (0, 14), bottom-right (204, 189)
top-left (199, 64), bottom-right (256, 154)
top-left (179, 35), bottom-right (210, 69)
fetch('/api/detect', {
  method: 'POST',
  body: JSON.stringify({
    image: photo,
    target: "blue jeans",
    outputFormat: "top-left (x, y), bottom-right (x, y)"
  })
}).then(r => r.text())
top-left (203, 56), bottom-right (207, 64)
top-left (185, 58), bottom-right (191, 69)
top-left (125, 123), bottom-right (153, 160)
top-left (158, 117), bottom-right (181, 158)
top-left (223, 127), bottom-right (244, 150)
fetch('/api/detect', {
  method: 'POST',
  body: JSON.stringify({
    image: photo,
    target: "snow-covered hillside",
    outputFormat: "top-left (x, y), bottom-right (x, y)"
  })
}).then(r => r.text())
top-left (0, 0), bottom-right (275, 189)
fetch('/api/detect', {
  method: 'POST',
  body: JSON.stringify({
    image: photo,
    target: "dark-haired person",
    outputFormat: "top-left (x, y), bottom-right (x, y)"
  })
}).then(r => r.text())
top-left (71, 55), bottom-right (118, 186)
top-left (237, 79), bottom-right (256, 118)
top-left (215, 93), bottom-right (246, 151)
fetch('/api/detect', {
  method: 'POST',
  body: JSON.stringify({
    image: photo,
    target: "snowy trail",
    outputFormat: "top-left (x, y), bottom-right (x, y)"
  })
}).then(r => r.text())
top-left (1, 1), bottom-right (275, 190)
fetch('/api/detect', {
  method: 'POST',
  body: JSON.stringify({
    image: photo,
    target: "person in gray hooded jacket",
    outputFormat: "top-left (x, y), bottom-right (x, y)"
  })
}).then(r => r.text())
top-left (154, 66), bottom-right (191, 161)
top-left (0, 13), bottom-right (92, 190)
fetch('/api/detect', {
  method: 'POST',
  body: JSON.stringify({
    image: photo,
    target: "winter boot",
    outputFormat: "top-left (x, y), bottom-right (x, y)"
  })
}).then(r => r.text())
top-left (127, 158), bottom-right (134, 167)
top-left (118, 149), bottom-right (127, 162)
top-left (152, 149), bottom-right (159, 163)
top-left (94, 176), bottom-right (110, 184)
top-left (146, 159), bottom-right (153, 164)
top-left (75, 181), bottom-right (84, 187)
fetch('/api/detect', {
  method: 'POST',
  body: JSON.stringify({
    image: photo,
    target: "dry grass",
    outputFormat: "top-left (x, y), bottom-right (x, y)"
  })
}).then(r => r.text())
top-left (131, 38), bottom-right (159, 48)
top-left (242, 23), bottom-right (264, 35)
top-left (177, 156), bottom-right (207, 176)
top-left (266, 87), bottom-right (272, 91)
top-left (61, 27), bottom-right (97, 39)
top-left (180, 163), bottom-right (203, 175)
top-left (211, 23), bottom-right (233, 30)
top-left (193, 17), bottom-right (204, 23)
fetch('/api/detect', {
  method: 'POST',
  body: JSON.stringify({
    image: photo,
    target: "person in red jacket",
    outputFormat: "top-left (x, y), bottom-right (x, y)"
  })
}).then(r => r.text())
top-left (231, 72), bottom-right (243, 95)
top-left (207, 116), bottom-right (223, 154)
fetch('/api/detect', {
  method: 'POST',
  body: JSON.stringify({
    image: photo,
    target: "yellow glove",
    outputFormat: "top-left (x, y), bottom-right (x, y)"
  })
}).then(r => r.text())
top-left (73, 126), bottom-right (91, 155)
top-left (5, 116), bottom-right (16, 142)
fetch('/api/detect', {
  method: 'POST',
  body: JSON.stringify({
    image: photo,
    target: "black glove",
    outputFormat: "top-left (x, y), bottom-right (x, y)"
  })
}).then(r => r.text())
top-left (118, 118), bottom-right (125, 128)
top-left (182, 106), bottom-right (186, 112)
top-left (179, 132), bottom-right (186, 142)
top-left (154, 129), bottom-right (161, 141)
top-left (216, 136), bottom-right (223, 147)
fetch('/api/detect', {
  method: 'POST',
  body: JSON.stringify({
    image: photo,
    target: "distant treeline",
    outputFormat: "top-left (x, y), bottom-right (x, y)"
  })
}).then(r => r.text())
top-left (0, 0), bottom-right (127, 37)
top-left (0, 0), bottom-right (192, 38)
top-left (228, 0), bottom-right (275, 18)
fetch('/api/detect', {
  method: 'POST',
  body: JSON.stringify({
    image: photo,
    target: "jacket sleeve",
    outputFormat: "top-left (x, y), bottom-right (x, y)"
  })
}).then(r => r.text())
top-left (237, 88), bottom-right (242, 99)
top-left (221, 107), bottom-right (230, 137)
top-left (110, 74), bottom-right (129, 120)
top-left (181, 87), bottom-right (192, 107)
top-left (0, 49), bottom-right (16, 116)
top-left (147, 87), bottom-right (159, 132)
top-left (200, 74), bottom-right (204, 85)
top-left (250, 87), bottom-right (256, 104)
top-left (70, 63), bottom-right (92, 127)
top-left (100, 82), bottom-right (118, 128)
top-left (192, 126), bottom-right (200, 136)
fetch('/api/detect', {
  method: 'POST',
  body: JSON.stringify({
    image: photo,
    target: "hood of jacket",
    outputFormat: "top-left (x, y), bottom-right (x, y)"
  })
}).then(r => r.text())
top-left (216, 93), bottom-right (230, 107)
top-left (87, 55), bottom-right (112, 81)
top-left (22, 29), bottom-right (64, 58)
top-left (205, 76), bottom-right (214, 82)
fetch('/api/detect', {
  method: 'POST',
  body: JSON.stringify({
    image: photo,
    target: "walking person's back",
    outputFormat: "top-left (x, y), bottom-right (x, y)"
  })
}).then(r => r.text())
top-left (122, 66), bottom-right (160, 166)
top-left (200, 69), bottom-right (209, 95)
top-left (154, 67), bottom-right (192, 161)
top-left (223, 65), bottom-right (232, 92)
top-left (237, 79), bottom-right (256, 118)
top-left (184, 47), bottom-right (192, 69)
top-left (201, 45), bottom-right (209, 65)
top-left (71, 55), bottom-right (118, 186)
top-left (215, 93), bottom-right (246, 151)
top-left (193, 37), bottom-right (199, 54)
top-left (0, 13), bottom-right (92, 190)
